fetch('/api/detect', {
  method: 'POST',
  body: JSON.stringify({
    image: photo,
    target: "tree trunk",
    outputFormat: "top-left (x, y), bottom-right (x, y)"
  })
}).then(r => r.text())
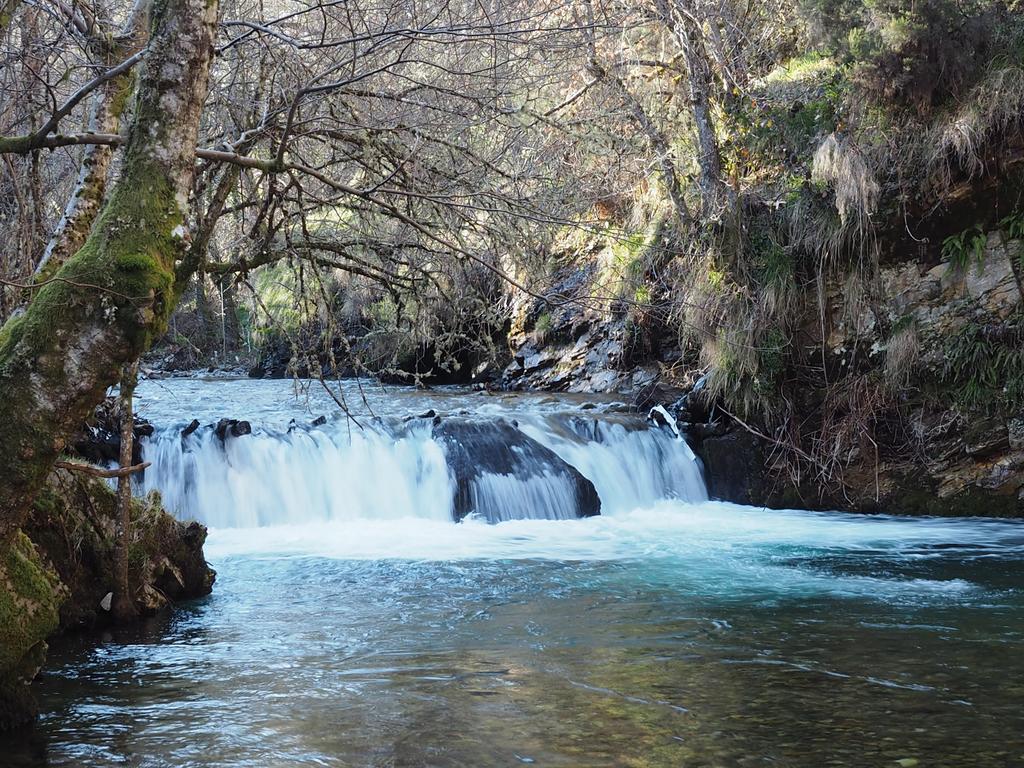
top-left (588, 58), bottom-right (691, 224)
top-left (35, 0), bottom-right (152, 278)
top-left (112, 362), bottom-right (139, 624)
top-left (0, 0), bottom-right (219, 541)
top-left (655, 0), bottom-right (731, 216)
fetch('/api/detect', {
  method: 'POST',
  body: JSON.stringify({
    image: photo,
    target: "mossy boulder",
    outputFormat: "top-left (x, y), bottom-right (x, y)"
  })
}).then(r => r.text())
top-left (0, 531), bottom-right (63, 730)
top-left (25, 469), bottom-right (215, 632)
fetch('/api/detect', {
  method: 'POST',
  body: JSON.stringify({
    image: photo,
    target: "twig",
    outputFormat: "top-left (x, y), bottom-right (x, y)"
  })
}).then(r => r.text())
top-left (717, 403), bottom-right (826, 472)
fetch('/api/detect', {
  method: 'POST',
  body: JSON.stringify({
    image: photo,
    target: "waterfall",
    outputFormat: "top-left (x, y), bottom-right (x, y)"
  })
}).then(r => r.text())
top-left (139, 408), bottom-right (707, 528)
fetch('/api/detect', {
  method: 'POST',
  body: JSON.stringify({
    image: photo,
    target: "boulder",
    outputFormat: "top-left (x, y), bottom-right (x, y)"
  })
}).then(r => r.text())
top-left (214, 418), bottom-right (252, 441)
top-left (432, 418), bottom-right (601, 522)
top-left (694, 428), bottom-right (768, 505)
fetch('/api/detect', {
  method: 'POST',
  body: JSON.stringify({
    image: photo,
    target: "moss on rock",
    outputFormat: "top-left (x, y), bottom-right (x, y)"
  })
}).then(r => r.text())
top-left (0, 530), bottom-right (63, 730)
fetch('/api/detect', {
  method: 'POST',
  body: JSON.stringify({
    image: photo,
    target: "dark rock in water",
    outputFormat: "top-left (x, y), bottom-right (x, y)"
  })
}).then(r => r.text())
top-left (633, 377), bottom-right (684, 413)
top-left (669, 374), bottom-right (711, 425)
top-left (71, 396), bottom-right (153, 466)
top-left (214, 419), bottom-right (252, 441)
top-left (693, 429), bottom-right (766, 505)
top-left (310, 415), bottom-right (327, 427)
top-left (181, 419), bottom-right (201, 438)
top-left (433, 418), bottom-right (601, 523)
top-left (647, 407), bottom-right (674, 430)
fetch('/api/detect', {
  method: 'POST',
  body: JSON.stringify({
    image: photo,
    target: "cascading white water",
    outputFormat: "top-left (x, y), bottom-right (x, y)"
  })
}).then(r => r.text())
top-left (521, 416), bottom-right (707, 511)
top-left (138, 408), bottom-right (707, 527)
top-left (141, 421), bottom-right (454, 527)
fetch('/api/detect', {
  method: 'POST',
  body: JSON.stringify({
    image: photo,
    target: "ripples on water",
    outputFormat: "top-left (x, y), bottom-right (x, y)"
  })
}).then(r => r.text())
top-left (8, 505), bottom-right (1023, 768)
top-left (4, 379), bottom-right (1023, 767)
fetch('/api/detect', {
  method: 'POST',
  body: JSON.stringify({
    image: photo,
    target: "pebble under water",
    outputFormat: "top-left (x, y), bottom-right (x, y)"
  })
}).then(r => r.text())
top-left (3, 379), bottom-right (1022, 767)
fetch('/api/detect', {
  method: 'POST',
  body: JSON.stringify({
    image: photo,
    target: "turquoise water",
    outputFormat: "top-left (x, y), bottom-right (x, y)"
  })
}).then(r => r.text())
top-left (4, 379), bottom-right (1022, 766)
top-left (6, 504), bottom-right (1024, 767)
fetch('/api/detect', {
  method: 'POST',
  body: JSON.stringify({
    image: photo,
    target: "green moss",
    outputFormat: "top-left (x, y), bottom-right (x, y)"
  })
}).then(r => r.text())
top-left (0, 531), bottom-right (62, 676)
top-left (534, 311), bottom-right (553, 337)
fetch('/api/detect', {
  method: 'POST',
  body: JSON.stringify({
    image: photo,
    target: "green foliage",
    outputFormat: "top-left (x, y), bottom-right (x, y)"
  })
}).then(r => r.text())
top-left (942, 227), bottom-right (988, 274)
top-left (999, 210), bottom-right (1024, 240)
top-left (937, 321), bottom-right (1024, 411)
top-left (799, 0), bottom-right (1002, 114)
top-left (752, 231), bottom-right (793, 288)
top-left (534, 311), bottom-right (553, 338)
top-left (756, 328), bottom-right (789, 392)
top-left (367, 297), bottom-right (398, 329)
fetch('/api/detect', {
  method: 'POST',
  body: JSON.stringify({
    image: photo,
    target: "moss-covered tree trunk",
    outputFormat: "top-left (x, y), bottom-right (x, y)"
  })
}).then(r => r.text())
top-left (0, 0), bottom-right (219, 539)
top-left (34, 0), bottom-right (152, 278)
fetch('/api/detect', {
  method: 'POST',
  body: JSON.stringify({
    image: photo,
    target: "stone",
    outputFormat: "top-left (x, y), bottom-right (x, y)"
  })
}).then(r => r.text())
top-left (433, 418), bottom-right (600, 522)
top-left (694, 429), bottom-right (765, 505)
top-left (99, 592), bottom-right (112, 611)
top-left (214, 418), bottom-right (252, 440)
top-left (963, 418), bottom-right (1009, 458)
top-left (1008, 416), bottom-right (1024, 452)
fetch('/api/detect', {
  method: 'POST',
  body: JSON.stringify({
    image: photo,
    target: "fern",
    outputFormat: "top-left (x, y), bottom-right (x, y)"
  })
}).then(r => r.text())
top-left (942, 227), bottom-right (988, 274)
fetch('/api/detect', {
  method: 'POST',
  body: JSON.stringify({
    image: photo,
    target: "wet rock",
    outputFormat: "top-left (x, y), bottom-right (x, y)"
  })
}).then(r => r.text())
top-left (214, 419), bottom-right (252, 441)
top-left (310, 415), bottom-right (327, 427)
top-left (693, 429), bottom-right (767, 505)
top-left (71, 396), bottom-right (154, 466)
top-left (433, 418), bottom-right (601, 522)
top-left (181, 419), bottom-right (201, 438)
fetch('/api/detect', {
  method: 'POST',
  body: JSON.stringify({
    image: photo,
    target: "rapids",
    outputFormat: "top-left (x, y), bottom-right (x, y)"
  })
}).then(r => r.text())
top-left (3, 378), bottom-right (1022, 767)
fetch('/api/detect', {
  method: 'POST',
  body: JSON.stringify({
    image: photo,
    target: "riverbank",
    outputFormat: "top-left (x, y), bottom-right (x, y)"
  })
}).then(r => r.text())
top-left (0, 469), bottom-right (214, 731)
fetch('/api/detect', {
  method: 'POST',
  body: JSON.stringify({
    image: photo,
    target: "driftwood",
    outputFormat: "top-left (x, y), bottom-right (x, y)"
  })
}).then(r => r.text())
top-left (54, 460), bottom-right (151, 479)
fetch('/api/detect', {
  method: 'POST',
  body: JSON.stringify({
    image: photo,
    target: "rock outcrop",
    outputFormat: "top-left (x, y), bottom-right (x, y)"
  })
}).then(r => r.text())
top-left (681, 234), bottom-right (1024, 516)
top-left (433, 418), bottom-right (601, 522)
top-left (0, 470), bottom-right (215, 730)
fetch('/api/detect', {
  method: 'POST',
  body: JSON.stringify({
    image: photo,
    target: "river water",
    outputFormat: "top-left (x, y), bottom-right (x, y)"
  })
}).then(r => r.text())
top-left (4, 378), bottom-right (1023, 767)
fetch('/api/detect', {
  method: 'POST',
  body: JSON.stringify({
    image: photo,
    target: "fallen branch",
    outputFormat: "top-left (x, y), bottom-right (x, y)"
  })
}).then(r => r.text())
top-left (54, 460), bottom-right (151, 478)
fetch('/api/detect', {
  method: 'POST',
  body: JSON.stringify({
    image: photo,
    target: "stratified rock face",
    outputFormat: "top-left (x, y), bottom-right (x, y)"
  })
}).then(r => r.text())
top-left (501, 260), bottom-right (679, 394)
top-left (433, 418), bottom-right (601, 522)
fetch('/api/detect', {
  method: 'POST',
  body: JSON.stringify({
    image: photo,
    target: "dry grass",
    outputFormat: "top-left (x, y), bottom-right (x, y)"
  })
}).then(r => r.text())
top-left (926, 65), bottom-right (1024, 186)
top-left (812, 133), bottom-right (879, 240)
top-left (884, 319), bottom-right (920, 390)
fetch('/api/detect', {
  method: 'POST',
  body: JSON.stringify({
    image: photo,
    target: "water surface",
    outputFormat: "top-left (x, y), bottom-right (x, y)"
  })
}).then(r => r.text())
top-left (5, 379), bottom-right (1022, 767)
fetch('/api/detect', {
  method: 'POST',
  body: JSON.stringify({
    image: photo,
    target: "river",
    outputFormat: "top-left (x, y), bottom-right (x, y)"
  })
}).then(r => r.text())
top-left (4, 378), bottom-right (1023, 767)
